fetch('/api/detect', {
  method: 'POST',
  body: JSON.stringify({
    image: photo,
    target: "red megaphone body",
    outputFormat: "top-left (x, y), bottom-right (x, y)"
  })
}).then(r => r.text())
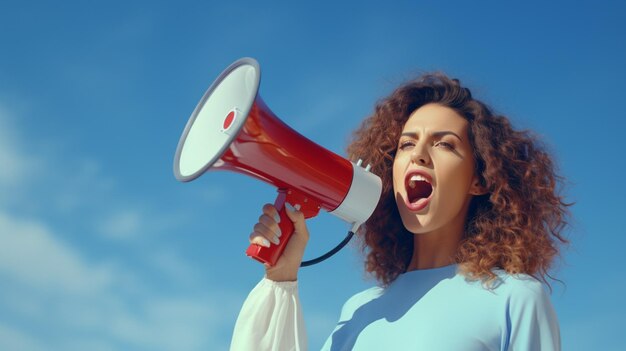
top-left (174, 58), bottom-right (381, 266)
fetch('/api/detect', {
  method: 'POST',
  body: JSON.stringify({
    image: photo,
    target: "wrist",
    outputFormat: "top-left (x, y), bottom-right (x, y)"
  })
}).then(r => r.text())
top-left (265, 267), bottom-right (298, 282)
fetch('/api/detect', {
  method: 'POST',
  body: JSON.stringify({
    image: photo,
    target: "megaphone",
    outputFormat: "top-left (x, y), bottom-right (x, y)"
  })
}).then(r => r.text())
top-left (173, 57), bottom-right (381, 266)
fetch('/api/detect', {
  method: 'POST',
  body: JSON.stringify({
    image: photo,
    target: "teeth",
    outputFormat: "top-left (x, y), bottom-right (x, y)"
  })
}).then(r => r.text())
top-left (410, 175), bottom-right (428, 182)
top-left (408, 174), bottom-right (430, 189)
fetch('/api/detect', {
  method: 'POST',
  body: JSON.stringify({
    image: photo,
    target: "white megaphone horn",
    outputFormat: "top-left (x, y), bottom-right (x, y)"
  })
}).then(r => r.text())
top-left (173, 58), bottom-right (382, 266)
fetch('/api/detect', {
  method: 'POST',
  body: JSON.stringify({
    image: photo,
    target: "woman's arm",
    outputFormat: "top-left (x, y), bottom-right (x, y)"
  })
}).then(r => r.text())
top-left (506, 279), bottom-right (561, 351)
top-left (231, 278), bottom-right (306, 351)
top-left (230, 203), bottom-right (310, 351)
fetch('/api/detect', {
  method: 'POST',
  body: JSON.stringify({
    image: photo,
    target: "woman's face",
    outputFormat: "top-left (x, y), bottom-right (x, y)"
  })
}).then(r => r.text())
top-left (392, 103), bottom-right (480, 235)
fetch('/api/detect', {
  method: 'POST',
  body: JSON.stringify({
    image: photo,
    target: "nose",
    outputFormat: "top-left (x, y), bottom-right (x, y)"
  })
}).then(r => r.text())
top-left (410, 145), bottom-right (431, 166)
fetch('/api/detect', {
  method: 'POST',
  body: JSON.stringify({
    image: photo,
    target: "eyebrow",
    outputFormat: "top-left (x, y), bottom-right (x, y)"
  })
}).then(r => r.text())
top-left (400, 130), bottom-right (463, 141)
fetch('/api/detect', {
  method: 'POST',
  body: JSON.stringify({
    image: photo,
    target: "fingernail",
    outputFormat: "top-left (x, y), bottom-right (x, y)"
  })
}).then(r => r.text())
top-left (261, 238), bottom-right (271, 247)
top-left (274, 213), bottom-right (281, 223)
top-left (285, 202), bottom-right (295, 212)
top-left (275, 227), bottom-right (282, 237)
top-left (294, 203), bottom-right (301, 211)
top-left (271, 235), bottom-right (280, 245)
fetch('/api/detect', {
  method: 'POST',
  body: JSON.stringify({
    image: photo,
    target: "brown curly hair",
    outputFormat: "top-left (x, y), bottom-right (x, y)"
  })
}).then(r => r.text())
top-left (346, 73), bottom-right (570, 287)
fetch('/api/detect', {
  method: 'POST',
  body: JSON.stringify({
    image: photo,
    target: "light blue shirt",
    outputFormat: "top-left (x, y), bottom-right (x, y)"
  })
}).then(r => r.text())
top-left (321, 264), bottom-right (560, 351)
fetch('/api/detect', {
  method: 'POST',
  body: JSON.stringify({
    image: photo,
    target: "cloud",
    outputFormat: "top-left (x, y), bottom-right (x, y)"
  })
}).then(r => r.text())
top-left (0, 212), bottom-right (113, 295)
top-left (106, 297), bottom-right (220, 350)
top-left (0, 100), bottom-right (237, 351)
top-left (98, 210), bottom-right (144, 240)
top-left (0, 103), bottom-right (114, 217)
top-left (0, 210), bottom-right (236, 351)
top-left (51, 158), bottom-right (117, 214)
top-left (0, 105), bottom-right (40, 189)
top-left (0, 322), bottom-right (46, 351)
top-left (148, 250), bottom-right (202, 286)
top-left (95, 206), bottom-right (192, 243)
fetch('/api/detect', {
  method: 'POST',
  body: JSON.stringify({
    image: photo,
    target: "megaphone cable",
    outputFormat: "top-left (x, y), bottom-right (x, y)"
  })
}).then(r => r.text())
top-left (300, 230), bottom-right (355, 267)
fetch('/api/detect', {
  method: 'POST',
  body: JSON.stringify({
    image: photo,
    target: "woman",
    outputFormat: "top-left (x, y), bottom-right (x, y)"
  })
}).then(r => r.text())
top-left (231, 73), bottom-right (569, 350)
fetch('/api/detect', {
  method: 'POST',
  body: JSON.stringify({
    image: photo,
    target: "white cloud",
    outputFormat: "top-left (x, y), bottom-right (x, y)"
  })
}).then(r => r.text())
top-left (107, 297), bottom-right (220, 350)
top-left (52, 158), bottom-right (117, 214)
top-left (0, 212), bottom-right (113, 295)
top-left (0, 99), bottom-right (238, 350)
top-left (0, 322), bottom-right (46, 351)
top-left (98, 210), bottom-right (144, 240)
top-left (199, 183), bottom-right (229, 204)
top-left (0, 210), bottom-right (236, 350)
top-left (96, 206), bottom-right (191, 243)
top-left (148, 250), bottom-right (202, 286)
top-left (0, 105), bottom-right (39, 189)
top-left (60, 339), bottom-right (118, 351)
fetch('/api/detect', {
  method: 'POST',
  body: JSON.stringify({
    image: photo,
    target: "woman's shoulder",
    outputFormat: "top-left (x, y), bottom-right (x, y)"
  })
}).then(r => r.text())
top-left (490, 269), bottom-right (546, 291)
top-left (449, 268), bottom-right (552, 308)
top-left (337, 285), bottom-right (384, 320)
top-left (480, 269), bottom-right (552, 306)
top-left (450, 269), bottom-right (556, 327)
top-left (488, 270), bottom-right (561, 349)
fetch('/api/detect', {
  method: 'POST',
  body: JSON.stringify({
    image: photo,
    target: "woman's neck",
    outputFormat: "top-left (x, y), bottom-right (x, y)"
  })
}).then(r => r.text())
top-left (406, 233), bottom-right (460, 270)
top-left (405, 209), bottom-right (468, 271)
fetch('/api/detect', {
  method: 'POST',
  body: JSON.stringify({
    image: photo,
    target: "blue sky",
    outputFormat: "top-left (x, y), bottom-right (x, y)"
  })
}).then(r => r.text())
top-left (1, 1), bottom-right (625, 350)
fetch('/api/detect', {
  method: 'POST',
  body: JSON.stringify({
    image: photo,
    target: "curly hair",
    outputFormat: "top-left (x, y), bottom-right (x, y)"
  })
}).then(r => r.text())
top-left (346, 73), bottom-right (570, 287)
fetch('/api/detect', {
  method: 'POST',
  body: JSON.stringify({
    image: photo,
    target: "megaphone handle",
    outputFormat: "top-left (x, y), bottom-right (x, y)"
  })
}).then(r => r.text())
top-left (245, 188), bottom-right (320, 266)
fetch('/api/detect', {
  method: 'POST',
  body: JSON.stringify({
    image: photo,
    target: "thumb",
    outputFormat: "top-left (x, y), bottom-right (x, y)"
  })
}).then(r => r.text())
top-left (284, 202), bottom-right (308, 238)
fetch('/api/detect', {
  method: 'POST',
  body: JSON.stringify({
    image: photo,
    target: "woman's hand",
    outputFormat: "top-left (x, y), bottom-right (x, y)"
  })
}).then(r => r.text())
top-left (249, 203), bottom-right (309, 282)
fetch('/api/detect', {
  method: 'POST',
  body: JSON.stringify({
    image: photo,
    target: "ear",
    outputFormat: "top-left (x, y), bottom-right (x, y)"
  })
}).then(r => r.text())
top-left (469, 176), bottom-right (488, 196)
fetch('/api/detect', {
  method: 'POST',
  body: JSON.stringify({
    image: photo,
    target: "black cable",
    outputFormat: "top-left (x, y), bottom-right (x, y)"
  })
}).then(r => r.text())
top-left (300, 230), bottom-right (355, 267)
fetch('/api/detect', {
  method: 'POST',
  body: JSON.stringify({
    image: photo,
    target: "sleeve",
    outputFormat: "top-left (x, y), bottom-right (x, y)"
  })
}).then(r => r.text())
top-left (506, 279), bottom-right (561, 351)
top-left (230, 278), bottom-right (307, 351)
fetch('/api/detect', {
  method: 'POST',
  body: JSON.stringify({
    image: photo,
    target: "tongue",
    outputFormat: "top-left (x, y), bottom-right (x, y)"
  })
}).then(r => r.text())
top-left (409, 182), bottom-right (432, 203)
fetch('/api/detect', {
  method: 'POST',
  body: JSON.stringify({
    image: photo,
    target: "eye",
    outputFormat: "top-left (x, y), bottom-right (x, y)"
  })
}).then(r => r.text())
top-left (399, 140), bottom-right (415, 150)
top-left (435, 141), bottom-right (455, 150)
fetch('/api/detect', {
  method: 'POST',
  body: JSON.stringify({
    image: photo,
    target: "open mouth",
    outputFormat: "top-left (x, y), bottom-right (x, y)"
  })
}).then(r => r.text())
top-left (405, 173), bottom-right (433, 204)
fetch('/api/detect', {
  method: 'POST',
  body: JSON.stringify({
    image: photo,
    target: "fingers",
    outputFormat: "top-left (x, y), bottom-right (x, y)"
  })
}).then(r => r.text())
top-left (262, 203), bottom-right (281, 223)
top-left (249, 202), bottom-right (309, 251)
top-left (253, 221), bottom-right (281, 244)
top-left (249, 232), bottom-right (271, 248)
top-left (256, 215), bottom-right (282, 238)
top-left (249, 204), bottom-right (282, 248)
top-left (258, 202), bottom-right (310, 282)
